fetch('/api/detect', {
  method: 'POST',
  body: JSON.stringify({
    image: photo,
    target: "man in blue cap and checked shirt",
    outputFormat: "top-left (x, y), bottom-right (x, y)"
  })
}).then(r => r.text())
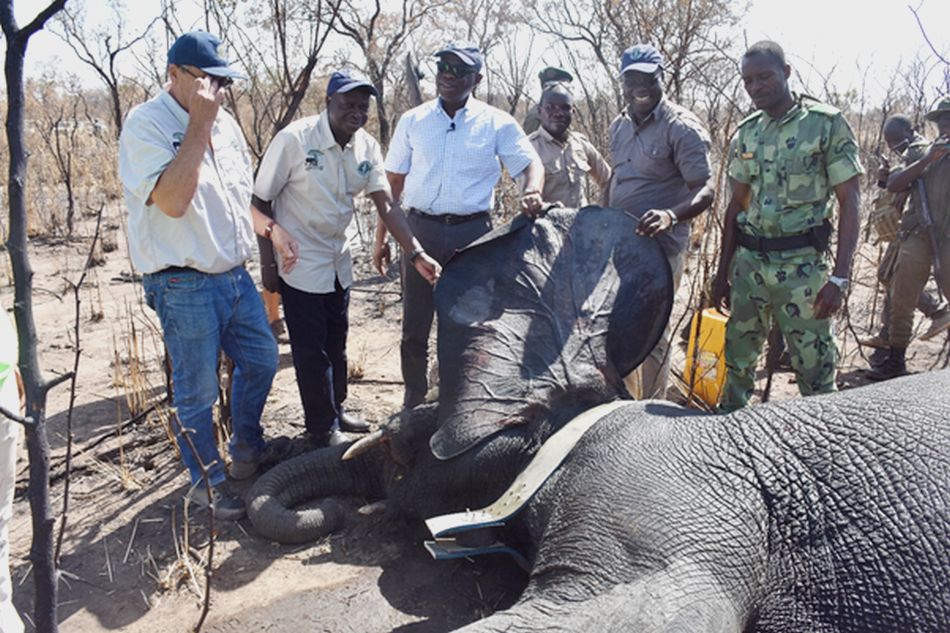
top-left (377, 43), bottom-right (545, 409)
top-left (119, 31), bottom-right (299, 519)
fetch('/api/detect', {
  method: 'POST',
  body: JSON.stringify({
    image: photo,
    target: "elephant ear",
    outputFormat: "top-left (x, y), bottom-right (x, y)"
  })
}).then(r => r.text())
top-left (430, 206), bottom-right (673, 460)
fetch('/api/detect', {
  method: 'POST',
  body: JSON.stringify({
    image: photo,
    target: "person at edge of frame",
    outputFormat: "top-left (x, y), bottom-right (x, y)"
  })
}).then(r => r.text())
top-left (866, 97), bottom-right (950, 381)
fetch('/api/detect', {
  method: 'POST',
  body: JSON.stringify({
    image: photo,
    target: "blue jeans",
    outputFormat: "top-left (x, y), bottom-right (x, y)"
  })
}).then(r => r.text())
top-left (144, 266), bottom-right (277, 486)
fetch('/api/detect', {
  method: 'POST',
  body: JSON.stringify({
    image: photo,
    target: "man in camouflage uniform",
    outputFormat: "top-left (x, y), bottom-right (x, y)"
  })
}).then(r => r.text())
top-left (712, 41), bottom-right (862, 412)
top-left (867, 96), bottom-right (950, 380)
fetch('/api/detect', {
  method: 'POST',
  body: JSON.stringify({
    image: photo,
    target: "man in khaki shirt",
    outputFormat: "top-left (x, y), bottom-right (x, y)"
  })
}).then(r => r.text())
top-left (528, 83), bottom-right (611, 208)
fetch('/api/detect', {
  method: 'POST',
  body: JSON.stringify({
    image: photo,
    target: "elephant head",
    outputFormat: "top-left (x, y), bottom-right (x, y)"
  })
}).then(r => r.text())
top-left (247, 206), bottom-right (673, 541)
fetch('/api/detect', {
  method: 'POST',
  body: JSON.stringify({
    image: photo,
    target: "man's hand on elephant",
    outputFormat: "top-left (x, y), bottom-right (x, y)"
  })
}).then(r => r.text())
top-left (373, 241), bottom-right (392, 277)
top-left (711, 274), bottom-right (731, 312)
top-left (813, 282), bottom-right (843, 320)
top-left (636, 209), bottom-right (677, 237)
top-left (271, 224), bottom-right (299, 274)
top-left (413, 253), bottom-right (441, 285)
top-left (520, 190), bottom-right (544, 218)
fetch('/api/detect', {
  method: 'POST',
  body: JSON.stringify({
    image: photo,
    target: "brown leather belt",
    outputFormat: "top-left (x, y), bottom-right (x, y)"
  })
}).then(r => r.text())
top-left (410, 209), bottom-right (490, 226)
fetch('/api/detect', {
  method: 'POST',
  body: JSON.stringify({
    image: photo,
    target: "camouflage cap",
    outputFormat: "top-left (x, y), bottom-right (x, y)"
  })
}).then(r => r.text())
top-left (538, 66), bottom-right (573, 86)
top-left (925, 95), bottom-right (950, 122)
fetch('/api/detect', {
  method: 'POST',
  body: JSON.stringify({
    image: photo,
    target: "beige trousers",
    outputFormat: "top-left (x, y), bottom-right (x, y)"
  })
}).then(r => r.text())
top-left (889, 232), bottom-right (950, 347)
top-left (625, 249), bottom-right (685, 399)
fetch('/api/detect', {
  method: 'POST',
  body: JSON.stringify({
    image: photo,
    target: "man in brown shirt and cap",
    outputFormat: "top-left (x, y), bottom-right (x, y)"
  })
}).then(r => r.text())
top-left (606, 43), bottom-right (714, 399)
top-left (528, 82), bottom-right (611, 208)
top-left (523, 66), bottom-right (574, 135)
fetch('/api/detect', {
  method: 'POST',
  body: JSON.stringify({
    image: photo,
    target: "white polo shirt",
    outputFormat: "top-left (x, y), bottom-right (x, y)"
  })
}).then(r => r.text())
top-left (254, 112), bottom-right (389, 294)
top-left (385, 97), bottom-right (537, 215)
top-left (118, 90), bottom-right (255, 275)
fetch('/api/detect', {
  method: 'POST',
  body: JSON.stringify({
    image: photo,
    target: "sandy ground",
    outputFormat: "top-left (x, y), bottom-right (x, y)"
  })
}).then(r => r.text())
top-left (4, 205), bottom-right (948, 632)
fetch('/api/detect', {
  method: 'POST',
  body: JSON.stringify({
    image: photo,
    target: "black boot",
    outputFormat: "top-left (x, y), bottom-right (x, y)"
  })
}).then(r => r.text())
top-left (866, 346), bottom-right (907, 381)
top-left (868, 346), bottom-right (889, 369)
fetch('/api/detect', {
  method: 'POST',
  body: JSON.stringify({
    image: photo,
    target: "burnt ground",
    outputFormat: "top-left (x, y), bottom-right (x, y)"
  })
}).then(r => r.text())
top-left (4, 206), bottom-right (948, 632)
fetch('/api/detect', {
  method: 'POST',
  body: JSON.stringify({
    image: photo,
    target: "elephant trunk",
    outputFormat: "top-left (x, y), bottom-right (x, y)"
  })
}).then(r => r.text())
top-left (247, 443), bottom-right (384, 544)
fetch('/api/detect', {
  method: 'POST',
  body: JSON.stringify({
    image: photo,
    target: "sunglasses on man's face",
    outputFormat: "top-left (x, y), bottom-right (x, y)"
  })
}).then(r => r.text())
top-left (436, 61), bottom-right (476, 78)
top-left (179, 65), bottom-right (234, 89)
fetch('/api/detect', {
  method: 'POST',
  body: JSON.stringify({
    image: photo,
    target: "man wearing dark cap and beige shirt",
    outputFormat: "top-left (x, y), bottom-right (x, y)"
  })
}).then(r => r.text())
top-left (254, 71), bottom-right (440, 447)
top-left (606, 44), bottom-right (715, 399)
top-left (528, 82), bottom-right (611, 208)
top-left (377, 43), bottom-right (544, 409)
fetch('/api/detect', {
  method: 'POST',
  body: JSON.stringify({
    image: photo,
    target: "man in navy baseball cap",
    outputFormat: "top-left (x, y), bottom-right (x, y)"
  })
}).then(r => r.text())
top-left (167, 31), bottom-right (247, 81)
top-left (433, 43), bottom-right (484, 73)
top-left (619, 44), bottom-right (664, 76)
top-left (326, 70), bottom-right (379, 98)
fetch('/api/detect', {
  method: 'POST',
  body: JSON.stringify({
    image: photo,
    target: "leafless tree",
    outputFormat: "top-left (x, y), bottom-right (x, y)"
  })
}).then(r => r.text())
top-left (1, 0), bottom-right (71, 630)
top-left (199, 0), bottom-right (343, 161)
top-left (332, 0), bottom-right (449, 147)
top-left (53, 0), bottom-right (159, 138)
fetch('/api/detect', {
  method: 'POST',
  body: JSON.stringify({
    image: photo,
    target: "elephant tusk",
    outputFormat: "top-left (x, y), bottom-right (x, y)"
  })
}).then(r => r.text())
top-left (342, 429), bottom-right (386, 461)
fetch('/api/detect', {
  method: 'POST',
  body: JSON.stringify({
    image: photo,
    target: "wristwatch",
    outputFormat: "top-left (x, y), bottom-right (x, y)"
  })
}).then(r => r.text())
top-left (409, 247), bottom-right (425, 263)
top-left (828, 275), bottom-right (850, 292)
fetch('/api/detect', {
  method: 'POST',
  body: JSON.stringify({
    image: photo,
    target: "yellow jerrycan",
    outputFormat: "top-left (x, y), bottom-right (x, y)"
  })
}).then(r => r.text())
top-left (683, 308), bottom-right (728, 407)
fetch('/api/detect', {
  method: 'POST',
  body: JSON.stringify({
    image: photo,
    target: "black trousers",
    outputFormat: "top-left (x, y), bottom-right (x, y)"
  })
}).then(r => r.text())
top-left (400, 212), bottom-right (492, 408)
top-left (280, 277), bottom-right (349, 435)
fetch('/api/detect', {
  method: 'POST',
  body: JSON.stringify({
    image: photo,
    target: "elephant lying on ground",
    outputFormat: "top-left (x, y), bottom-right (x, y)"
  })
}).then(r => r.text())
top-left (248, 207), bottom-right (950, 631)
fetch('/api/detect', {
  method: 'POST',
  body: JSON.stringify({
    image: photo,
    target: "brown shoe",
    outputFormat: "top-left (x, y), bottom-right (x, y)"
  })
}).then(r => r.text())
top-left (858, 334), bottom-right (889, 349)
top-left (920, 310), bottom-right (950, 341)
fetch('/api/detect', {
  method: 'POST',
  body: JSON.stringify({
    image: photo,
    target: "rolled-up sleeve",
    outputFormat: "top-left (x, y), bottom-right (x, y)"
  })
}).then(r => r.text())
top-left (671, 119), bottom-right (712, 186)
top-left (727, 132), bottom-right (752, 184)
top-left (118, 114), bottom-right (174, 204)
top-left (495, 115), bottom-right (537, 179)
top-left (826, 113), bottom-right (864, 186)
top-left (385, 114), bottom-right (413, 174)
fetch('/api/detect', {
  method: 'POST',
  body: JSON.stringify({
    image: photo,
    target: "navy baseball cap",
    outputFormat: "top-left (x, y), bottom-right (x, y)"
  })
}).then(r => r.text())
top-left (619, 44), bottom-right (663, 76)
top-left (434, 43), bottom-right (483, 72)
top-left (167, 31), bottom-right (247, 80)
top-left (326, 71), bottom-right (379, 97)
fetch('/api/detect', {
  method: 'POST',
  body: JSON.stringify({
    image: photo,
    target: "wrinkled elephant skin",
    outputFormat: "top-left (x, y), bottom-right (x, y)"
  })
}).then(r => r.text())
top-left (248, 207), bottom-right (950, 631)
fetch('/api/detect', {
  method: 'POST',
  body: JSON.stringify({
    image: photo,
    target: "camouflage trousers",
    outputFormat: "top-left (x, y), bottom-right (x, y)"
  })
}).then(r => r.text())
top-left (719, 247), bottom-right (837, 412)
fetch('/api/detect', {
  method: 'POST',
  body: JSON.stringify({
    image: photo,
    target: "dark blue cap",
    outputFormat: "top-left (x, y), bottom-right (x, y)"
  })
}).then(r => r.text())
top-left (327, 71), bottom-right (378, 98)
top-left (434, 43), bottom-right (483, 72)
top-left (167, 31), bottom-right (247, 80)
top-left (620, 44), bottom-right (663, 76)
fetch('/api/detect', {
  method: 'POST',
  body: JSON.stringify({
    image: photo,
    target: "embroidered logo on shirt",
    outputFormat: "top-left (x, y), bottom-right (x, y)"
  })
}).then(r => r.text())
top-left (357, 160), bottom-right (372, 176)
top-left (305, 149), bottom-right (324, 170)
top-left (172, 132), bottom-right (184, 151)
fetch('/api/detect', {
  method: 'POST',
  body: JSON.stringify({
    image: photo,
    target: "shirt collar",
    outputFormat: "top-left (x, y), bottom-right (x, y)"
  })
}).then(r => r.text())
top-left (159, 90), bottom-right (190, 128)
top-left (627, 98), bottom-right (666, 129)
top-left (538, 125), bottom-right (570, 146)
top-left (314, 110), bottom-right (354, 151)
top-left (436, 96), bottom-right (486, 121)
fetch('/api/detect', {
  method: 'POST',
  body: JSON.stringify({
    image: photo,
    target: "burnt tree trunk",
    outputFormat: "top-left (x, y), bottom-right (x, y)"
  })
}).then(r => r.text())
top-left (0, 1), bottom-right (70, 632)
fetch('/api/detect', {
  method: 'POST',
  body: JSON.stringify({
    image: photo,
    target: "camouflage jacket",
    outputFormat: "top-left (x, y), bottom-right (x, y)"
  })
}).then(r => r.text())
top-left (729, 95), bottom-right (863, 241)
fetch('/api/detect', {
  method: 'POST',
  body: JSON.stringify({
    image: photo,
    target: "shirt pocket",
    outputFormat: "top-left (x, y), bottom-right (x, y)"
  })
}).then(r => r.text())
top-left (784, 148), bottom-right (827, 205)
top-left (571, 148), bottom-right (591, 174)
top-left (345, 155), bottom-right (373, 197)
top-left (638, 142), bottom-right (672, 179)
